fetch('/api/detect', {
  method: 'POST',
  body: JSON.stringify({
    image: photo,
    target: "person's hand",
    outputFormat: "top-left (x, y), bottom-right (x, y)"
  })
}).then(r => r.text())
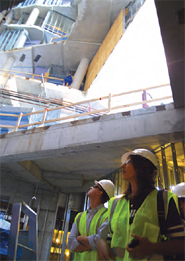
top-left (96, 238), bottom-right (115, 261)
top-left (77, 235), bottom-right (85, 243)
top-left (126, 234), bottom-right (154, 259)
top-left (74, 235), bottom-right (92, 252)
top-left (77, 235), bottom-right (91, 248)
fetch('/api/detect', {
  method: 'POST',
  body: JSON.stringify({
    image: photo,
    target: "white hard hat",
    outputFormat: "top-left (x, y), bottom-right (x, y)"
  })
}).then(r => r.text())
top-left (95, 179), bottom-right (115, 199)
top-left (121, 148), bottom-right (158, 168)
top-left (172, 182), bottom-right (185, 198)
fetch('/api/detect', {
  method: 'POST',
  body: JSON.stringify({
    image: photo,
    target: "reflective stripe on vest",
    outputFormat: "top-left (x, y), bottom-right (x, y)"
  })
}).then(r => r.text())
top-left (73, 207), bottom-right (108, 261)
top-left (75, 207), bottom-right (108, 235)
top-left (75, 212), bottom-right (83, 228)
top-left (109, 194), bottom-right (123, 234)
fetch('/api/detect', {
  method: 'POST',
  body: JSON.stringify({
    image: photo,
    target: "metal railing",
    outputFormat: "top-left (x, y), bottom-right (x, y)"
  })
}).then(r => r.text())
top-left (17, 0), bottom-right (65, 7)
top-left (0, 83), bottom-right (172, 133)
top-left (0, 68), bottom-right (64, 86)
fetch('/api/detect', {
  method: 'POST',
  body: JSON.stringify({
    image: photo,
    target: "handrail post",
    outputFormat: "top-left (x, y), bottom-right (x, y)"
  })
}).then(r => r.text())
top-left (108, 93), bottom-right (111, 112)
top-left (40, 108), bottom-right (48, 127)
top-left (14, 113), bottom-right (23, 132)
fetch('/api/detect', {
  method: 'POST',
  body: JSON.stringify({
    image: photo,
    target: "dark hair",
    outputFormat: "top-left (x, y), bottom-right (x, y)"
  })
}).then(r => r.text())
top-left (101, 189), bottom-right (110, 203)
top-left (125, 155), bottom-right (157, 201)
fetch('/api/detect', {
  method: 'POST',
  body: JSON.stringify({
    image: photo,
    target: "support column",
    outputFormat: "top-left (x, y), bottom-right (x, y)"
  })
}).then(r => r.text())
top-left (161, 147), bottom-right (169, 189)
top-left (60, 202), bottom-right (71, 261)
top-left (14, 29), bottom-right (28, 49)
top-left (0, 56), bottom-right (20, 106)
top-left (70, 58), bottom-right (90, 90)
top-left (0, 56), bottom-right (15, 86)
top-left (171, 143), bottom-right (181, 184)
top-left (60, 193), bottom-right (84, 261)
top-left (26, 8), bottom-right (40, 26)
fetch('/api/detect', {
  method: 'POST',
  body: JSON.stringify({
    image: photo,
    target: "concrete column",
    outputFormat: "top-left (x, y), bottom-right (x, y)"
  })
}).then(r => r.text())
top-left (26, 8), bottom-right (40, 26)
top-left (0, 56), bottom-right (15, 86)
top-left (70, 58), bottom-right (90, 90)
top-left (2, 56), bottom-right (15, 71)
top-left (14, 29), bottom-right (28, 49)
top-left (0, 56), bottom-right (20, 106)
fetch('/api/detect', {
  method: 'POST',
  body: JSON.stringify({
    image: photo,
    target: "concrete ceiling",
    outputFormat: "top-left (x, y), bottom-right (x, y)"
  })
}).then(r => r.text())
top-left (1, 104), bottom-right (184, 193)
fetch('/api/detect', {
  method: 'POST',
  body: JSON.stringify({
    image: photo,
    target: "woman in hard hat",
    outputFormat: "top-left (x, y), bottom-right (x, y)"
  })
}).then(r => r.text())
top-left (68, 179), bottom-right (115, 261)
top-left (96, 149), bottom-right (184, 260)
top-left (172, 182), bottom-right (185, 221)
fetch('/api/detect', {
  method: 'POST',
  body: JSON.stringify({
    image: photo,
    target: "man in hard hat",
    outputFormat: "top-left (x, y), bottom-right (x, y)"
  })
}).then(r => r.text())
top-left (68, 179), bottom-right (115, 261)
top-left (173, 182), bottom-right (185, 221)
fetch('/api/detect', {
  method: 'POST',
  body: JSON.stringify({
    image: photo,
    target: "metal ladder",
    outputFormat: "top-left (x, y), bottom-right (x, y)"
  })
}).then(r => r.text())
top-left (7, 201), bottom-right (38, 261)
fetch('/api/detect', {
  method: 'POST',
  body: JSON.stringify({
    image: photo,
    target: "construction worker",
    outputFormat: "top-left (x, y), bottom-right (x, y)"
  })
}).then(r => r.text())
top-left (172, 182), bottom-right (185, 221)
top-left (64, 74), bottom-right (73, 86)
top-left (68, 179), bottom-right (115, 261)
top-left (96, 149), bottom-right (185, 260)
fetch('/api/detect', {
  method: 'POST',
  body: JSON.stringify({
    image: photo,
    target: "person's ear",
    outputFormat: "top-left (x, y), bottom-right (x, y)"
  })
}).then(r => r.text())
top-left (97, 190), bottom-right (103, 196)
top-left (180, 200), bottom-right (184, 210)
top-left (153, 170), bottom-right (157, 176)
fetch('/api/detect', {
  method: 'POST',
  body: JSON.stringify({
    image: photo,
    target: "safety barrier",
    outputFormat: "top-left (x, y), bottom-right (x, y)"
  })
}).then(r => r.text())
top-left (0, 68), bottom-right (64, 85)
top-left (0, 83), bottom-right (172, 133)
top-left (17, 0), bottom-right (64, 7)
top-left (42, 11), bottom-right (74, 37)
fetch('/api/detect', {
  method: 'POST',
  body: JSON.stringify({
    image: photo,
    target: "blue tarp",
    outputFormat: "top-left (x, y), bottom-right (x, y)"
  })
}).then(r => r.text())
top-left (0, 107), bottom-right (33, 134)
top-left (34, 66), bottom-right (48, 80)
top-left (29, 108), bottom-right (62, 128)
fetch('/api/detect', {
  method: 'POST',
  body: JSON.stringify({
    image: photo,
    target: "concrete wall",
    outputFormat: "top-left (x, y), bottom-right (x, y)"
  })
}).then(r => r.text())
top-left (1, 169), bottom-right (70, 260)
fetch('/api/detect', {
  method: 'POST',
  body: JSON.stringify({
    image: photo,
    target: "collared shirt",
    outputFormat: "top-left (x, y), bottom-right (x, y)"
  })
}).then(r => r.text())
top-left (68, 204), bottom-right (108, 251)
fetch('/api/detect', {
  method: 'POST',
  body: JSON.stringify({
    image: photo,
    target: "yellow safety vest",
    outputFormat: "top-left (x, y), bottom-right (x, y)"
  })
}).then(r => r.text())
top-left (108, 189), bottom-right (178, 261)
top-left (73, 207), bottom-right (108, 261)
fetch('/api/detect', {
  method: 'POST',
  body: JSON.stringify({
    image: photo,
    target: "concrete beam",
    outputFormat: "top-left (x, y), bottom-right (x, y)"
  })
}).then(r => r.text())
top-left (42, 171), bottom-right (83, 188)
top-left (1, 104), bottom-right (184, 191)
top-left (0, 104), bottom-right (184, 163)
top-left (18, 160), bottom-right (55, 190)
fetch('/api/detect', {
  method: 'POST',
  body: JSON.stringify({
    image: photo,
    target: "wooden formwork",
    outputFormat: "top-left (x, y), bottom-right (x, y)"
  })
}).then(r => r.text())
top-left (84, 9), bottom-right (124, 92)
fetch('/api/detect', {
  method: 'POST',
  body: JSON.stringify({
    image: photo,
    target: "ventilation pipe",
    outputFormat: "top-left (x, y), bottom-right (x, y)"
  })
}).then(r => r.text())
top-left (26, 8), bottom-right (40, 26)
top-left (70, 58), bottom-right (90, 90)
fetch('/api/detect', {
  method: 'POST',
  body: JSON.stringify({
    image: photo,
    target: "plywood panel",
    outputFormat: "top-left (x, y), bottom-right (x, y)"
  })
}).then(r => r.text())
top-left (84, 9), bottom-right (123, 91)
